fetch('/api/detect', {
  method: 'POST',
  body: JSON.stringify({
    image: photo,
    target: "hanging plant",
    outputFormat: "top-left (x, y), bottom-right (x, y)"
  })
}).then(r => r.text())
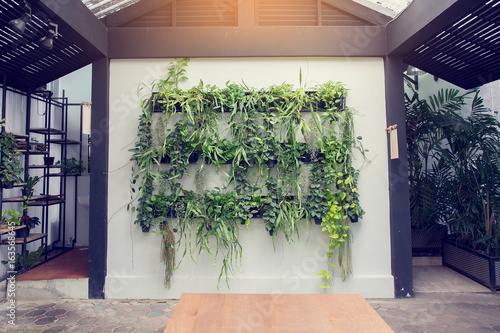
top-left (129, 59), bottom-right (366, 289)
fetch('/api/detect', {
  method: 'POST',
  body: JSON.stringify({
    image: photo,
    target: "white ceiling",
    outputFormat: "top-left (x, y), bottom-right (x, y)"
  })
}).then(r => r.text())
top-left (82, 0), bottom-right (413, 19)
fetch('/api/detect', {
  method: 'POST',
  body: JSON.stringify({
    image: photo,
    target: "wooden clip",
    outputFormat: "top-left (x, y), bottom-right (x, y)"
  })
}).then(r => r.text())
top-left (386, 124), bottom-right (399, 159)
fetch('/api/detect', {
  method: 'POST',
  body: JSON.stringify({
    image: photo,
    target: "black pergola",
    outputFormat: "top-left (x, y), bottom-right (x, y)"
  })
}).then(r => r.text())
top-left (1, 0), bottom-right (499, 299)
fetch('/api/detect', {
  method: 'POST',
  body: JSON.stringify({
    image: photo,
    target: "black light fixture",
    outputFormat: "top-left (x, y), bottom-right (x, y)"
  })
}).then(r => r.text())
top-left (404, 65), bottom-right (426, 90)
top-left (38, 22), bottom-right (58, 50)
top-left (406, 65), bottom-right (426, 77)
top-left (8, 3), bottom-right (31, 35)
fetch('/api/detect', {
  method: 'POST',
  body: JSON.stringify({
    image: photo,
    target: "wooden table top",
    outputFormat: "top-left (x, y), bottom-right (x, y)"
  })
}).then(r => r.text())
top-left (164, 293), bottom-right (393, 333)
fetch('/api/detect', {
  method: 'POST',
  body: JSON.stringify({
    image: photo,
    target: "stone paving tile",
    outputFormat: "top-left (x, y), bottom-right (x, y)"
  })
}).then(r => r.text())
top-left (1, 294), bottom-right (499, 333)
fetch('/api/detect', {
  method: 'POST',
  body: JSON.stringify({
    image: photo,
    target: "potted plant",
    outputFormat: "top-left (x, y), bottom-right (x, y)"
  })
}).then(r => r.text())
top-left (405, 87), bottom-right (451, 255)
top-left (1, 245), bottom-right (44, 270)
top-left (56, 158), bottom-right (85, 174)
top-left (23, 176), bottom-right (41, 197)
top-left (306, 157), bottom-right (329, 225)
top-left (129, 60), bottom-right (366, 289)
top-left (1, 209), bottom-right (21, 229)
top-left (406, 86), bottom-right (500, 291)
top-left (44, 156), bottom-right (55, 166)
top-left (0, 129), bottom-right (23, 188)
top-left (19, 216), bottom-right (40, 236)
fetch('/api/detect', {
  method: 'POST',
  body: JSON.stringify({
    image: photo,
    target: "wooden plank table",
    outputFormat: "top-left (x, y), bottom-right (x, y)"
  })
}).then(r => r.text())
top-left (164, 293), bottom-right (393, 333)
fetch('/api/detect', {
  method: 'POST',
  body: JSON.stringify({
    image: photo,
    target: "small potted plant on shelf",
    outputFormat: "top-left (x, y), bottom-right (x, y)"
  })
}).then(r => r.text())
top-left (56, 158), bottom-right (85, 174)
top-left (44, 156), bottom-right (55, 166)
top-left (19, 216), bottom-right (40, 236)
top-left (23, 176), bottom-right (40, 197)
top-left (30, 137), bottom-right (39, 151)
top-left (1, 209), bottom-right (21, 229)
top-left (1, 245), bottom-right (44, 270)
top-left (0, 129), bottom-right (23, 189)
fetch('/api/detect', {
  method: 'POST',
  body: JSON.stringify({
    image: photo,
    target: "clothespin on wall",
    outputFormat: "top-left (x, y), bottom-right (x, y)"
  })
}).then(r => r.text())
top-left (81, 101), bottom-right (92, 135)
top-left (386, 124), bottom-right (399, 159)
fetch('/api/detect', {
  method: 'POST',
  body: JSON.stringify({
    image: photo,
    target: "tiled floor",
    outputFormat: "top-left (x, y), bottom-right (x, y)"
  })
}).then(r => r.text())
top-left (412, 256), bottom-right (491, 293)
top-left (16, 247), bottom-right (89, 281)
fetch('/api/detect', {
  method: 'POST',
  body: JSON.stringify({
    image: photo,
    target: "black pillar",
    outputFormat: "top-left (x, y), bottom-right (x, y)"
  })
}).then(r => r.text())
top-left (88, 57), bottom-right (109, 299)
top-left (384, 55), bottom-right (414, 298)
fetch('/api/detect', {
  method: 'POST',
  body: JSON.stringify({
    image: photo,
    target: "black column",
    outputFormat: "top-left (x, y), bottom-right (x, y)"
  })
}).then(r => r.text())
top-left (384, 55), bottom-right (414, 298)
top-left (88, 57), bottom-right (109, 299)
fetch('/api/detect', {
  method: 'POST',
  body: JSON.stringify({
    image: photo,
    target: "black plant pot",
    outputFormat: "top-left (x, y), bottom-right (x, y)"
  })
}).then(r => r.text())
top-left (141, 225), bottom-right (150, 233)
top-left (160, 155), bottom-right (171, 164)
top-left (1, 181), bottom-right (14, 189)
top-left (189, 152), bottom-right (200, 164)
top-left (44, 156), bottom-right (55, 166)
top-left (167, 209), bottom-right (176, 219)
top-left (266, 160), bottom-right (277, 168)
top-left (350, 215), bottom-right (359, 223)
top-left (268, 228), bottom-right (275, 237)
top-left (22, 188), bottom-right (34, 197)
top-left (16, 226), bottom-right (29, 238)
top-left (300, 154), bottom-right (311, 164)
top-left (314, 217), bottom-right (322, 225)
top-left (247, 159), bottom-right (255, 168)
top-left (252, 208), bottom-right (263, 219)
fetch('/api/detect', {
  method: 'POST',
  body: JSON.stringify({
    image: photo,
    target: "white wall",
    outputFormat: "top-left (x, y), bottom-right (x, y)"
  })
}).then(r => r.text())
top-left (106, 58), bottom-right (393, 298)
top-left (406, 73), bottom-right (500, 118)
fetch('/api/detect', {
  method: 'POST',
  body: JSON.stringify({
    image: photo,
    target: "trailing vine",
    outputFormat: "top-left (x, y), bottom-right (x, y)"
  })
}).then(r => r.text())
top-left (129, 59), bottom-right (367, 289)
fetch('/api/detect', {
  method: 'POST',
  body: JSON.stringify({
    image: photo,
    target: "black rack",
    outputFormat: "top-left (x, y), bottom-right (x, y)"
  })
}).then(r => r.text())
top-left (0, 87), bottom-right (83, 276)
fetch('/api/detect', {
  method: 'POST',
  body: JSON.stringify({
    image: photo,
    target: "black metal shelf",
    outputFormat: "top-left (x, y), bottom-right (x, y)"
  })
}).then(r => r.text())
top-left (0, 91), bottom-right (83, 281)
top-left (30, 128), bottom-right (66, 135)
top-left (15, 149), bottom-right (49, 155)
top-left (29, 165), bottom-right (64, 169)
top-left (48, 139), bottom-right (81, 145)
top-left (0, 225), bottom-right (26, 236)
top-left (1, 233), bottom-right (47, 244)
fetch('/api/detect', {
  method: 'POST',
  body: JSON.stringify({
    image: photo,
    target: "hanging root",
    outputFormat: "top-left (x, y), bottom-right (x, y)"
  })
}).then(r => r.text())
top-left (161, 224), bottom-right (176, 288)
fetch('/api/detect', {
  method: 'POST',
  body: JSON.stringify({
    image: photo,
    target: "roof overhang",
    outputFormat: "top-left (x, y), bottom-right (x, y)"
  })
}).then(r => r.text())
top-left (0, 0), bottom-right (107, 91)
top-left (387, 0), bottom-right (500, 89)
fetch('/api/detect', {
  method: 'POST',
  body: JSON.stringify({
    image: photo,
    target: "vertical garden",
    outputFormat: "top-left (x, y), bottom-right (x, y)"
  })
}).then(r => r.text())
top-left (129, 59), bottom-right (366, 288)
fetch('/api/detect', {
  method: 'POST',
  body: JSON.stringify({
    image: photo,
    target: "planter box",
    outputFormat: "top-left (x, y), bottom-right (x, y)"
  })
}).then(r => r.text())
top-left (442, 238), bottom-right (500, 291)
top-left (412, 226), bottom-right (446, 256)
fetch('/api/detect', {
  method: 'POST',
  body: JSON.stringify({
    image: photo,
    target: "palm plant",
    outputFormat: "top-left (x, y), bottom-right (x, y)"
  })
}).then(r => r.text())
top-left (406, 85), bottom-right (500, 256)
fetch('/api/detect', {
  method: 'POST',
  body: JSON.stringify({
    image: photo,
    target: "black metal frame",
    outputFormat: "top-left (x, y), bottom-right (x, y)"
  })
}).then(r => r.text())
top-left (0, 84), bottom-right (81, 279)
top-left (88, 57), bottom-right (109, 299)
top-left (442, 238), bottom-right (500, 292)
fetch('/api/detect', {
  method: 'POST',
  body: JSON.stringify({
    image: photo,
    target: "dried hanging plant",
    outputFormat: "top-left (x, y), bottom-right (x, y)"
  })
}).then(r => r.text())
top-left (152, 117), bottom-right (166, 156)
top-left (160, 224), bottom-right (176, 288)
top-left (194, 158), bottom-right (207, 193)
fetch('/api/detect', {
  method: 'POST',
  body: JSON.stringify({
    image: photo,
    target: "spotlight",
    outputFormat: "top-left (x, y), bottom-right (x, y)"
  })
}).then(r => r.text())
top-left (39, 29), bottom-right (55, 50)
top-left (8, 12), bottom-right (31, 35)
top-left (38, 23), bottom-right (58, 50)
top-left (406, 65), bottom-right (426, 77)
